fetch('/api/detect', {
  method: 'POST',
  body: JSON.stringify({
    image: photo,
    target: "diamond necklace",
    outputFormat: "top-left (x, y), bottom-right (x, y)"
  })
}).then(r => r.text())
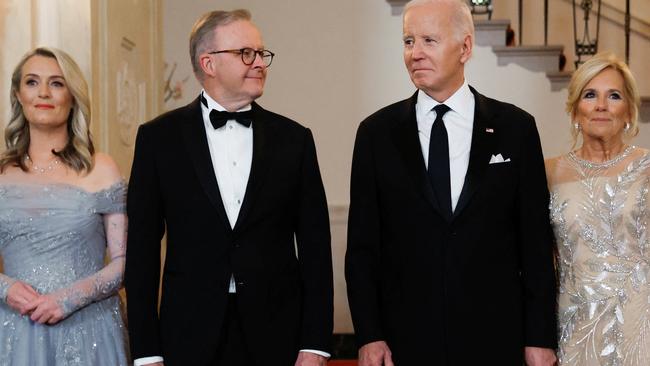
top-left (26, 154), bottom-right (61, 173)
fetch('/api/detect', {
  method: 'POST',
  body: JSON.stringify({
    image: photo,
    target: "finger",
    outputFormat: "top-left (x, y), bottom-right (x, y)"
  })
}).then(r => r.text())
top-left (21, 299), bottom-right (42, 316)
top-left (384, 352), bottom-right (394, 366)
top-left (47, 314), bottom-right (62, 325)
top-left (35, 309), bottom-right (53, 324)
top-left (29, 303), bottom-right (47, 322)
top-left (24, 297), bottom-right (44, 312)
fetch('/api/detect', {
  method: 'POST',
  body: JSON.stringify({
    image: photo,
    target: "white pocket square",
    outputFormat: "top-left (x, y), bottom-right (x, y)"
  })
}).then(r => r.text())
top-left (489, 153), bottom-right (511, 164)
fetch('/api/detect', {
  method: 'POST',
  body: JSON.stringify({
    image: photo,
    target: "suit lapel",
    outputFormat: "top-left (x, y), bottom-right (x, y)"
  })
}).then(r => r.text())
top-left (232, 102), bottom-right (275, 232)
top-left (453, 87), bottom-right (498, 218)
top-left (180, 97), bottom-right (232, 231)
top-left (391, 92), bottom-right (446, 220)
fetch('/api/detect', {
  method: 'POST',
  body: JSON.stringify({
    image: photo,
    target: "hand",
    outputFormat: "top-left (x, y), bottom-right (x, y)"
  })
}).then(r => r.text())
top-left (25, 294), bottom-right (65, 325)
top-left (6, 281), bottom-right (39, 315)
top-left (294, 352), bottom-right (327, 366)
top-left (358, 341), bottom-right (394, 366)
top-left (143, 363), bottom-right (164, 366)
top-left (525, 346), bottom-right (557, 366)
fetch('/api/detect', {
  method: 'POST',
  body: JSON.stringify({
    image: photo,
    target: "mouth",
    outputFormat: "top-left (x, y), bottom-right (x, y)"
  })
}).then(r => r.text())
top-left (35, 104), bottom-right (55, 109)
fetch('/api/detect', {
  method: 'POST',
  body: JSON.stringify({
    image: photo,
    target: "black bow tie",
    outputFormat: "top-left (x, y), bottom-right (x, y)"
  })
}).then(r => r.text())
top-left (209, 109), bottom-right (253, 129)
top-left (200, 92), bottom-right (252, 129)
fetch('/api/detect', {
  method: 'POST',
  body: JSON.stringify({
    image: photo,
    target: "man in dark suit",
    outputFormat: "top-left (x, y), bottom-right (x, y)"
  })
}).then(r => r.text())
top-left (125, 9), bottom-right (333, 366)
top-left (345, 1), bottom-right (557, 365)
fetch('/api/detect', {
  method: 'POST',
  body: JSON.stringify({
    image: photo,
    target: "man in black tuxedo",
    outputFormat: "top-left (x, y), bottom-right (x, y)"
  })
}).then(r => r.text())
top-left (345, 1), bottom-right (557, 365)
top-left (125, 9), bottom-right (333, 366)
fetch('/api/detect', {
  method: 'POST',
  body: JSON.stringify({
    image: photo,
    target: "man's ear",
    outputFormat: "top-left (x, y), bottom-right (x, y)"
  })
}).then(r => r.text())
top-left (200, 53), bottom-right (216, 77)
top-left (460, 34), bottom-right (473, 64)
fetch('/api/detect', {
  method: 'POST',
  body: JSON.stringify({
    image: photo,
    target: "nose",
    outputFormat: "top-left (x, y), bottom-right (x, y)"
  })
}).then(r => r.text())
top-left (251, 52), bottom-right (266, 69)
top-left (38, 83), bottom-right (51, 98)
top-left (410, 41), bottom-right (425, 60)
top-left (595, 95), bottom-right (608, 111)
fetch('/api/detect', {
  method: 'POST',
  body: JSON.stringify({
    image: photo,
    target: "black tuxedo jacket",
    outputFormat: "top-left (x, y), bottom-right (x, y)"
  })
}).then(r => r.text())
top-left (125, 97), bottom-right (333, 366)
top-left (345, 87), bottom-right (557, 365)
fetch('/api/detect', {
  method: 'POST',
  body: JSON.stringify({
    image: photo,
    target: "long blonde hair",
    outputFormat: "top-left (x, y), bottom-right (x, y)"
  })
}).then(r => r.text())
top-left (0, 47), bottom-right (94, 173)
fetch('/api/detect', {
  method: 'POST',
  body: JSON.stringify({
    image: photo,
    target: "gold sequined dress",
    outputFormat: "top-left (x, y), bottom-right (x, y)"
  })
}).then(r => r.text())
top-left (547, 146), bottom-right (650, 366)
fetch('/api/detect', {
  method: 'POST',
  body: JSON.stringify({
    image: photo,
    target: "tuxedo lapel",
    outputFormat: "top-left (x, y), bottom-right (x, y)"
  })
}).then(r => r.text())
top-left (232, 102), bottom-right (275, 233)
top-left (391, 92), bottom-right (446, 220)
top-left (453, 87), bottom-right (498, 218)
top-left (180, 97), bottom-right (232, 231)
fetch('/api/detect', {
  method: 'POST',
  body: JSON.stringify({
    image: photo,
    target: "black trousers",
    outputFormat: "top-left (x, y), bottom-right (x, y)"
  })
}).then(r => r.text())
top-left (213, 294), bottom-right (254, 366)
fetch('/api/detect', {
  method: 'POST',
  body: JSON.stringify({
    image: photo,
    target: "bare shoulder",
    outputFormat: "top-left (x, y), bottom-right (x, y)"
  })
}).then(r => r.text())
top-left (83, 153), bottom-right (123, 190)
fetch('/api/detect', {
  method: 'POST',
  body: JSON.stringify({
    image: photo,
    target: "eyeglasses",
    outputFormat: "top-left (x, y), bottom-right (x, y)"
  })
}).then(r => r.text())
top-left (208, 48), bottom-right (275, 67)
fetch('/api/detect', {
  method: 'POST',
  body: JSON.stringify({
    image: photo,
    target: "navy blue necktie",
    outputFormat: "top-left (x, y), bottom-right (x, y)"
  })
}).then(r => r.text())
top-left (200, 93), bottom-right (252, 129)
top-left (428, 104), bottom-right (452, 218)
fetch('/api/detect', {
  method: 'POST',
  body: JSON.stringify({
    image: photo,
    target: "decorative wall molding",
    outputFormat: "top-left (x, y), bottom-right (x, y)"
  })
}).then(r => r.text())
top-left (91, 0), bottom-right (163, 177)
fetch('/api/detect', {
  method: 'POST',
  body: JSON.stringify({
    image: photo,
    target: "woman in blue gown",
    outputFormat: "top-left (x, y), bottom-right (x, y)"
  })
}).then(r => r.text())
top-left (0, 47), bottom-right (129, 365)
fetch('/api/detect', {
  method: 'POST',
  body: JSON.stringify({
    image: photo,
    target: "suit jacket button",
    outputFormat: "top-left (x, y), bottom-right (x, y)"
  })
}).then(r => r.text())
top-left (234, 242), bottom-right (240, 248)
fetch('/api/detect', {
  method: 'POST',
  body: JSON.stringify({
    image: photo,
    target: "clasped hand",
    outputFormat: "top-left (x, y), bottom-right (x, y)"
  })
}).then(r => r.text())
top-left (6, 281), bottom-right (65, 325)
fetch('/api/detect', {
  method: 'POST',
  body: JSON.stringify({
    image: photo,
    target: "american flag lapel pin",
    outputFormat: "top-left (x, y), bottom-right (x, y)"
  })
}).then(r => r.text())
top-left (485, 127), bottom-right (494, 133)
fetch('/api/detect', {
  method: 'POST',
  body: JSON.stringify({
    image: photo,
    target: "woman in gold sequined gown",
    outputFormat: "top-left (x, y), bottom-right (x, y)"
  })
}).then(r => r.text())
top-left (546, 52), bottom-right (649, 365)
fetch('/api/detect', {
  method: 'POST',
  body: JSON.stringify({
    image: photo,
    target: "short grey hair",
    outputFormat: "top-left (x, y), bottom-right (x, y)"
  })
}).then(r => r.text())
top-left (403, 0), bottom-right (474, 43)
top-left (189, 9), bottom-right (252, 80)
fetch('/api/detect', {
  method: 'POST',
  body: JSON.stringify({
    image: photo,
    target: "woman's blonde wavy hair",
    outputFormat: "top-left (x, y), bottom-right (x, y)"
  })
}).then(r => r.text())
top-left (0, 47), bottom-right (94, 173)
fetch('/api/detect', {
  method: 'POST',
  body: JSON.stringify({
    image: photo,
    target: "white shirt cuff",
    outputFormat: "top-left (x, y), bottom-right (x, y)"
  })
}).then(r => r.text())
top-left (134, 356), bottom-right (164, 366)
top-left (300, 349), bottom-right (331, 358)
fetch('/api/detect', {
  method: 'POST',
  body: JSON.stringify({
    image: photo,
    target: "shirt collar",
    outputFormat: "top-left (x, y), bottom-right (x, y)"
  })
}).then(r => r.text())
top-left (200, 90), bottom-right (252, 113)
top-left (416, 80), bottom-right (473, 120)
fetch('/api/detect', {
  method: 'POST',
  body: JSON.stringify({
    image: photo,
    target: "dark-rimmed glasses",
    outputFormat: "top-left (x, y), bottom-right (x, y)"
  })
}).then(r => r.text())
top-left (208, 48), bottom-right (275, 67)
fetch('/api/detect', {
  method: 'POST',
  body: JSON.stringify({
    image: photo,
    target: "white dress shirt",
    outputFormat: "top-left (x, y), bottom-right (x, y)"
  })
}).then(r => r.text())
top-left (416, 80), bottom-right (475, 212)
top-left (202, 91), bottom-right (253, 296)
top-left (133, 91), bottom-right (328, 365)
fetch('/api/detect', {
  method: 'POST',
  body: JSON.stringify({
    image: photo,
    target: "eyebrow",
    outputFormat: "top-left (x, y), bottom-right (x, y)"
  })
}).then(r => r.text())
top-left (23, 73), bottom-right (65, 79)
top-left (583, 88), bottom-right (622, 93)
